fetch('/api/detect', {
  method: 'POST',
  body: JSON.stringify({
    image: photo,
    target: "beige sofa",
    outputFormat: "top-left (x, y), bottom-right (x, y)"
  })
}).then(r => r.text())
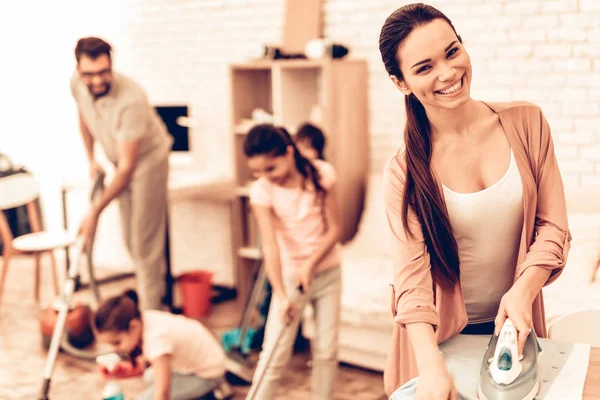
top-left (338, 174), bottom-right (393, 371)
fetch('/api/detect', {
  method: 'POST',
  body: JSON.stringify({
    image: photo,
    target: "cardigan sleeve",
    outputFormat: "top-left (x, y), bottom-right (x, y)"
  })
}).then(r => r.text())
top-left (383, 153), bottom-right (440, 329)
top-left (517, 106), bottom-right (572, 285)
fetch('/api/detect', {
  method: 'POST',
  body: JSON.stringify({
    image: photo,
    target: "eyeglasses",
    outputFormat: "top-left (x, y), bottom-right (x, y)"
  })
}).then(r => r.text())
top-left (80, 68), bottom-right (112, 80)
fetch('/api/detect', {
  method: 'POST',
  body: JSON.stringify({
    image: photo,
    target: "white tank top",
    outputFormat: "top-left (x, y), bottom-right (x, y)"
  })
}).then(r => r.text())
top-left (443, 150), bottom-right (524, 323)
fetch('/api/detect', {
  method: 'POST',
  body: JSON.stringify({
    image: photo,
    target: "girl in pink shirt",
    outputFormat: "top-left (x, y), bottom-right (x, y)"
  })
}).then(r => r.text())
top-left (94, 289), bottom-right (226, 400)
top-left (244, 124), bottom-right (342, 400)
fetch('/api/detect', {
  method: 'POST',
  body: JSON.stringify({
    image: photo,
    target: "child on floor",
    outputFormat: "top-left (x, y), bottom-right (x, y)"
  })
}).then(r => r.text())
top-left (243, 124), bottom-right (342, 400)
top-left (94, 289), bottom-right (226, 400)
top-left (294, 122), bottom-right (326, 161)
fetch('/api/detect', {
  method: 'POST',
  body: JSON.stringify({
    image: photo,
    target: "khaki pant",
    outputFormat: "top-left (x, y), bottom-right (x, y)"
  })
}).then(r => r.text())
top-left (118, 161), bottom-right (168, 310)
top-left (249, 266), bottom-right (342, 400)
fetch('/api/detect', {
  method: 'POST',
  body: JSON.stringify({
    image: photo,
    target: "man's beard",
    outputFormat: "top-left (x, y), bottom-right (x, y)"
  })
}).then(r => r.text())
top-left (87, 82), bottom-right (111, 99)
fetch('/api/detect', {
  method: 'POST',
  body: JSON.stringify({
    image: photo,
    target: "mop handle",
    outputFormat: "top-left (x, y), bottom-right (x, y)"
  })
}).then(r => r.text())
top-left (66, 236), bottom-right (86, 280)
top-left (65, 171), bottom-right (103, 284)
top-left (85, 172), bottom-right (105, 305)
top-left (38, 173), bottom-right (105, 399)
top-left (38, 234), bottom-right (86, 399)
top-left (245, 286), bottom-right (305, 400)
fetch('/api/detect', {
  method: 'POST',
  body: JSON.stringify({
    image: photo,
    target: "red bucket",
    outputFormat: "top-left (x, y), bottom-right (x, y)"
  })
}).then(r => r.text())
top-left (178, 270), bottom-right (213, 318)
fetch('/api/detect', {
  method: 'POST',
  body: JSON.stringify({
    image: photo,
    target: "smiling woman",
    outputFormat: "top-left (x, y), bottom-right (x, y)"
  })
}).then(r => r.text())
top-left (395, 30), bottom-right (470, 103)
top-left (379, 3), bottom-right (570, 400)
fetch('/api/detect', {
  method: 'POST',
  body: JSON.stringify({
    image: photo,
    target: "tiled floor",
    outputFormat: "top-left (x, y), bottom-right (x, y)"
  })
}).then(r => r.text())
top-left (0, 255), bottom-right (386, 400)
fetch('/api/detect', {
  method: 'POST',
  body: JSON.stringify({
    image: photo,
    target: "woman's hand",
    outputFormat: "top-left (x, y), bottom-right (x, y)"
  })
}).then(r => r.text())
top-left (416, 359), bottom-right (457, 400)
top-left (494, 285), bottom-right (535, 356)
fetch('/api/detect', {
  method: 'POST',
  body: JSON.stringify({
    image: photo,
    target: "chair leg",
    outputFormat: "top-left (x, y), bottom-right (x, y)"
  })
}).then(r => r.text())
top-left (0, 253), bottom-right (10, 306)
top-left (48, 251), bottom-right (59, 295)
top-left (34, 253), bottom-right (41, 302)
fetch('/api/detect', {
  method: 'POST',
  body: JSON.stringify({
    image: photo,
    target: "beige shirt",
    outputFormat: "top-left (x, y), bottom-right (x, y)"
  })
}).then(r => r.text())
top-left (443, 150), bottom-right (524, 323)
top-left (70, 72), bottom-right (173, 178)
top-left (382, 101), bottom-right (571, 395)
top-left (142, 310), bottom-right (225, 379)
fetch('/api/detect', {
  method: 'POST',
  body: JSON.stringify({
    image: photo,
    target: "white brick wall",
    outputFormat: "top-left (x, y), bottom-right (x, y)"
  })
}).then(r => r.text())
top-left (121, 0), bottom-right (600, 186)
top-left (1, 0), bottom-right (134, 233)
top-left (581, 0), bottom-right (600, 11)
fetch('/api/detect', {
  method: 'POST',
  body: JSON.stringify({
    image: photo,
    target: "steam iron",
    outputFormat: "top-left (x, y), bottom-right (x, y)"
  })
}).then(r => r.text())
top-left (477, 319), bottom-right (540, 400)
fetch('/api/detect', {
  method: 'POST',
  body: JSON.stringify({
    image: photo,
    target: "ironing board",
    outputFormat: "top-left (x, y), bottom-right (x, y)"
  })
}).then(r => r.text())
top-left (392, 335), bottom-right (599, 399)
top-left (444, 335), bottom-right (595, 399)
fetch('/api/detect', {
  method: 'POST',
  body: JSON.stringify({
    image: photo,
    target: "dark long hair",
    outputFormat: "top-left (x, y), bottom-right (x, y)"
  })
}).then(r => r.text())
top-left (295, 123), bottom-right (326, 160)
top-left (379, 3), bottom-right (462, 289)
top-left (244, 124), bottom-right (328, 229)
top-left (95, 289), bottom-right (140, 332)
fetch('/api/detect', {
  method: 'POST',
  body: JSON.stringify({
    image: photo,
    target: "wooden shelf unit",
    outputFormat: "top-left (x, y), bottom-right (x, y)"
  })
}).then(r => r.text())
top-left (229, 58), bottom-right (369, 300)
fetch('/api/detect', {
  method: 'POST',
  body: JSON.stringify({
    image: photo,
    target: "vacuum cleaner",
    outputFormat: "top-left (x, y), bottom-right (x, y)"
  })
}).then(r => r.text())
top-left (38, 173), bottom-right (113, 400)
top-left (477, 318), bottom-right (541, 400)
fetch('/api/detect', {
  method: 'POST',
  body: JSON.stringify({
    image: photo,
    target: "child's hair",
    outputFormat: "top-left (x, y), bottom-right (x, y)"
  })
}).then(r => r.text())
top-left (244, 124), bottom-right (328, 228)
top-left (95, 289), bottom-right (141, 332)
top-left (295, 123), bottom-right (326, 160)
top-left (278, 126), bottom-right (292, 141)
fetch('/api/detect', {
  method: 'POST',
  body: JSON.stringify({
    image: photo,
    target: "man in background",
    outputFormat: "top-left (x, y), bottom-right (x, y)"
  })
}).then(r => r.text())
top-left (71, 37), bottom-right (173, 310)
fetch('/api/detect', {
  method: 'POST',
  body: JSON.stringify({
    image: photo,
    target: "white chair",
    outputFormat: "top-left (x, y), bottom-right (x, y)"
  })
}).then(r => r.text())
top-left (0, 173), bottom-right (75, 305)
top-left (548, 309), bottom-right (600, 347)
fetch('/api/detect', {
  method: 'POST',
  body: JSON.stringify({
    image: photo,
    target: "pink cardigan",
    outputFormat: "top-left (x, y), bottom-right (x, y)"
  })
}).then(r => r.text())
top-left (382, 101), bottom-right (572, 396)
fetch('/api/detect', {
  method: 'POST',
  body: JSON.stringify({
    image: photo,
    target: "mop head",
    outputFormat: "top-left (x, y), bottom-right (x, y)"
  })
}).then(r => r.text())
top-left (477, 319), bottom-right (540, 400)
top-left (221, 328), bottom-right (258, 354)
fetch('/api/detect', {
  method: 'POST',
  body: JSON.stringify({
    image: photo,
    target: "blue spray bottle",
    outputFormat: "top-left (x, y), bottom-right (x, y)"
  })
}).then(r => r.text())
top-left (97, 353), bottom-right (125, 400)
top-left (102, 381), bottom-right (125, 400)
